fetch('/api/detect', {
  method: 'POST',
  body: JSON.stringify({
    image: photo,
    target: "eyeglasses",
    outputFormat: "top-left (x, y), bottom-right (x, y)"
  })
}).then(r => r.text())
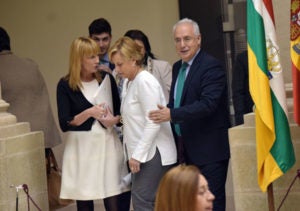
top-left (174, 36), bottom-right (196, 45)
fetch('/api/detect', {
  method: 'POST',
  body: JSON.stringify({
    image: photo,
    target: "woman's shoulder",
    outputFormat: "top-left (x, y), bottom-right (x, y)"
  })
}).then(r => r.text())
top-left (57, 76), bottom-right (72, 92)
top-left (138, 70), bottom-right (160, 86)
top-left (58, 76), bottom-right (68, 85)
top-left (151, 59), bottom-right (172, 71)
top-left (152, 59), bottom-right (170, 66)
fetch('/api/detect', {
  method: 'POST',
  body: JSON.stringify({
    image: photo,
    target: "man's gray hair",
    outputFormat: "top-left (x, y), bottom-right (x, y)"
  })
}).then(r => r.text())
top-left (172, 18), bottom-right (201, 36)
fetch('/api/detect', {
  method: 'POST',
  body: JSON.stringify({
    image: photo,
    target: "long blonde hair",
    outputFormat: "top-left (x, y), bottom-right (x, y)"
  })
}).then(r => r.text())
top-left (155, 165), bottom-right (200, 211)
top-left (65, 37), bottom-right (100, 91)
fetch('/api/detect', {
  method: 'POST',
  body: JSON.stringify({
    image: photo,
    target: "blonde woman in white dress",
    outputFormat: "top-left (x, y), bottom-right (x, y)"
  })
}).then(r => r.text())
top-left (56, 37), bottom-right (130, 211)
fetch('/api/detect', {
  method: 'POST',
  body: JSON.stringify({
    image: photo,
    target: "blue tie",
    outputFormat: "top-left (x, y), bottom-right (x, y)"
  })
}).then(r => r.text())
top-left (174, 62), bottom-right (188, 136)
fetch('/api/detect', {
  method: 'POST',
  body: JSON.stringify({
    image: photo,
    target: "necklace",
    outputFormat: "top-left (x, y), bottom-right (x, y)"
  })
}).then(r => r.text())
top-left (146, 57), bottom-right (153, 73)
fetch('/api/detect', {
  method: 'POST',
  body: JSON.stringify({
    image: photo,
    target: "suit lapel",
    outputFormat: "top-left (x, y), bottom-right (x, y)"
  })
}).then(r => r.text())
top-left (173, 62), bottom-right (181, 78)
top-left (169, 61), bottom-right (181, 106)
top-left (181, 51), bottom-right (203, 104)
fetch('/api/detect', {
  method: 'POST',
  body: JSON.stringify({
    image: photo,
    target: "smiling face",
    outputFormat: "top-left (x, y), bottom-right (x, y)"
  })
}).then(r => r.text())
top-left (174, 22), bottom-right (201, 62)
top-left (195, 174), bottom-right (215, 211)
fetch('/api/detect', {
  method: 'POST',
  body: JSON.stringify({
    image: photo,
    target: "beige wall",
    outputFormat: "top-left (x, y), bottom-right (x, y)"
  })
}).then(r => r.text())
top-left (273, 0), bottom-right (292, 83)
top-left (0, 0), bottom-right (179, 120)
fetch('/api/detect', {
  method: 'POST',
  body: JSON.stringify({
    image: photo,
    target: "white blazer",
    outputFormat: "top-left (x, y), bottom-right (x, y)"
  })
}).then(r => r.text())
top-left (121, 70), bottom-right (177, 165)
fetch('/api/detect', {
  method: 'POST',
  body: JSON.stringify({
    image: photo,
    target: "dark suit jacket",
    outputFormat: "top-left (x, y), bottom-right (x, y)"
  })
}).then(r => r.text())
top-left (232, 50), bottom-right (254, 125)
top-left (169, 50), bottom-right (230, 165)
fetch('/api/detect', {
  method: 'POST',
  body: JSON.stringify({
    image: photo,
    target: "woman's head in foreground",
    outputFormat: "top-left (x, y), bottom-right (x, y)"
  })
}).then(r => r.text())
top-left (155, 165), bottom-right (215, 211)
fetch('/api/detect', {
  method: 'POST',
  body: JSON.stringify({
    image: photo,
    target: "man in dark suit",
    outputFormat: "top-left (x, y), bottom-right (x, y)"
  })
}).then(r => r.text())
top-left (149, 18), bottom-right (230, 211)
top-left (232, 50), bottom-right (254, 125)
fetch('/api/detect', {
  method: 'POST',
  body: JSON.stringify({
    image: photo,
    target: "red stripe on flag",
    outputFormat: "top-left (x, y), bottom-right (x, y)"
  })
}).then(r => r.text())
top-left (263, 0), bottom-right (275, 24)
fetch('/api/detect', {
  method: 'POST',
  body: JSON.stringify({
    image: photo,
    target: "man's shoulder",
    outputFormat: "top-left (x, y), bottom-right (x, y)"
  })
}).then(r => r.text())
top-left (0, 51), bottom-right (39, 73)
top-left (193, 50), bottom-right (221, 66)
top-left (197, 50), bottom-right (219, 61)
top-left (172, 60), bottom-right (182, 68)
top-left (3, 52), bottom-right (38, 65)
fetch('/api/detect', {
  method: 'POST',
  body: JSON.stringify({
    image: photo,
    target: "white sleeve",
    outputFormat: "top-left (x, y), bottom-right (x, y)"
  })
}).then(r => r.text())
top-left (131, 75), bottom-right (163, 162)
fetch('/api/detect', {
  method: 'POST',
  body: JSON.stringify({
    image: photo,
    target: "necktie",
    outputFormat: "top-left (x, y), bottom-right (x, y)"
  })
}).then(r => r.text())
top-left (174, 62), bottom-right (188, 136)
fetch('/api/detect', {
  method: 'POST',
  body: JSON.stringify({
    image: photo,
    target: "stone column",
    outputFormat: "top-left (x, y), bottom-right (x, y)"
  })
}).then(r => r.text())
top-left (0, 83), bottom-right (49, 210)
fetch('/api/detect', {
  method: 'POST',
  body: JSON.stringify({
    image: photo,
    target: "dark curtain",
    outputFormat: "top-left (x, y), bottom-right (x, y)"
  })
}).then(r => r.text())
top-left (178, 0), bottom-right (226, 66)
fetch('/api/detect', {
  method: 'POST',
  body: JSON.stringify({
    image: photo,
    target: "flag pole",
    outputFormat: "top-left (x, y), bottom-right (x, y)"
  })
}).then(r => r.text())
top-left (267, 183), bottom-right (275, 211)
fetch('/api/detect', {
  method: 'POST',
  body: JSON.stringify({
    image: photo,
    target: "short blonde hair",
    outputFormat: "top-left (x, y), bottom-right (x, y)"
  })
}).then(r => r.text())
top-left (108, 36), bottom-right (144, 66)
top-left (66, 37), bottom-right (99, 91)
top-left (155, 165), bottom-right (200, 211)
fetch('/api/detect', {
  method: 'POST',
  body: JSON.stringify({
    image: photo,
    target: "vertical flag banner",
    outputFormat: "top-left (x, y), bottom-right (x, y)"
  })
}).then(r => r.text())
top-left (291, 0), bottom-right (300, 125)
top-left (247, 0), bottom-right (296, 192)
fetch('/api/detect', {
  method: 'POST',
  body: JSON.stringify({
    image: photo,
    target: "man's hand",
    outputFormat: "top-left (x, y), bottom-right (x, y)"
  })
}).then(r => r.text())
top-left (148, 104), bottom-right (171, 123)
top-left (98, 64), bottom-right (112, 74)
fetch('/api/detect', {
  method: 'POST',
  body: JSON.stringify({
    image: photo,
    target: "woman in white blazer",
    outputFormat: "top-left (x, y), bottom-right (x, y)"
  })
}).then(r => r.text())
top-left (124, 29), bottom-right (172, 101)
top-left (109, 37), bottom-right (177, 211)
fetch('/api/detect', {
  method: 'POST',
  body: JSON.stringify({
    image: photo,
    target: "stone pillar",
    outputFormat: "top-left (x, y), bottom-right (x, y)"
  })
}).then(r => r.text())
top-left (0, 84), bottom-right (49, 210)
top-left (229, 83), bottom-right (300, 211)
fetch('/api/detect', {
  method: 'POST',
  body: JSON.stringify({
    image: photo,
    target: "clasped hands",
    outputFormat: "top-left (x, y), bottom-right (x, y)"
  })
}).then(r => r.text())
top-left (98, 64), bottom-right (113, 74)
top-left (91, 103), bottom-right (118, 128)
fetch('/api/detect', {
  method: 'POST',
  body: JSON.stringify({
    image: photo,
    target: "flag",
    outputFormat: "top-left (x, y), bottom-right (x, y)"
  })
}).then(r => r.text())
top-left (291, 0), bottom-right (300, 125)
top-left (247, 0), bottom-right (296, 192)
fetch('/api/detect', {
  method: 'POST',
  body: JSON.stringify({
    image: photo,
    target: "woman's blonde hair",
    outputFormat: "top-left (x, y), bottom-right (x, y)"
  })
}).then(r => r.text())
top-left (65, 37), bottom-right (100, 91)
top-left (108, 36), bottom-right (144, 66)
top-left (155, 165), bottom-right (200, 211)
